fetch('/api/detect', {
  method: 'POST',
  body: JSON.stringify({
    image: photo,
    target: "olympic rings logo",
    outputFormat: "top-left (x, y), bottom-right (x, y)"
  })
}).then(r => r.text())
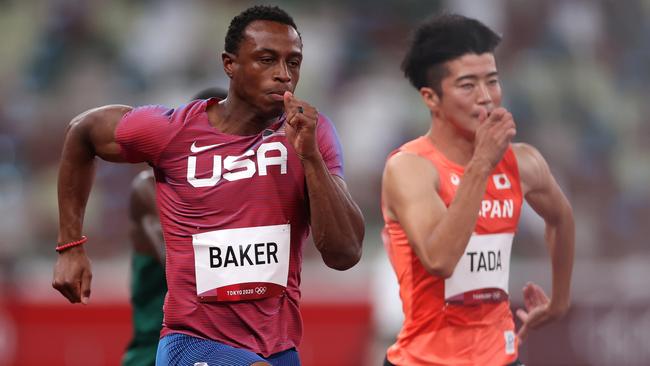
top-left (255, 286), bottom-right (267, 295)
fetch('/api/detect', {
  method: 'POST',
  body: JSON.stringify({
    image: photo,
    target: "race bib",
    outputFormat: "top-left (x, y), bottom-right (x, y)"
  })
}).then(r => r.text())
top-left (444, 233), bottom-right (513, 304)
top-left (192, 224), bottom-right (290, 302)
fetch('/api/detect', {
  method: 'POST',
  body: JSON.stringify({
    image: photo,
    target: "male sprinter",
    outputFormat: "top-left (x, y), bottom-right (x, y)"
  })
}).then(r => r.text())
top-left (381, 14), bottom-right (574, 365)
top-left (122, 87), bottom-right (227, 366)
top-left (53, 6), bottom-right (364, 366)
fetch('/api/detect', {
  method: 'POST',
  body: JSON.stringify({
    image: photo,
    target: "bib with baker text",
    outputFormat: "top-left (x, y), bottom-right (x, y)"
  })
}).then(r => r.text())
top-left (192, 224), bottom-right (290, 301)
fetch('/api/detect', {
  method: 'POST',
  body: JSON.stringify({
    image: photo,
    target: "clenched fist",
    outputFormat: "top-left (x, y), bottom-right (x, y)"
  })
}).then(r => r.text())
top-left (283, 91), bottom-right (319, 161)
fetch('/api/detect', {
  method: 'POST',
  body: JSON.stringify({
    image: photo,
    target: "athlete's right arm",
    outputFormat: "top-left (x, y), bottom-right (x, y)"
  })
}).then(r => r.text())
top-left (53, 105), bottom-right (134, 304)
top-left (382, 153), bottom-right (492, 278)
top-left (381, 108), bottom-right (516, 278)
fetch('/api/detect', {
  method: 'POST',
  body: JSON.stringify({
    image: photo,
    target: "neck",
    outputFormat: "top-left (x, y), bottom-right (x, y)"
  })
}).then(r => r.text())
top-left (208, 94), bottom-right (280, 136)
top-left (426, 116), bottom-right (475, 166)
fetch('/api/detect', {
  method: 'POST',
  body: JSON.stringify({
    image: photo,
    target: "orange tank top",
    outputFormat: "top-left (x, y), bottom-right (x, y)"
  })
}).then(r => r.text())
top-left (383, 136), bottom-right (523, 366)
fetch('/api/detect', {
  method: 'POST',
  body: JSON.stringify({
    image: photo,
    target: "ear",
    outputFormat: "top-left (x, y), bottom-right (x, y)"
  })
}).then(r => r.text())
top-left (222, 51), bottom-right (236, 79)
top-left (419, 87), bottom-right (440, 111)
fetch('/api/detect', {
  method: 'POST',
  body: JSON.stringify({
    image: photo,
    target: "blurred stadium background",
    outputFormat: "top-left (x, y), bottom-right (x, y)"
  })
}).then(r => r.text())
top-left (0, 0), bottom-right (649, 365)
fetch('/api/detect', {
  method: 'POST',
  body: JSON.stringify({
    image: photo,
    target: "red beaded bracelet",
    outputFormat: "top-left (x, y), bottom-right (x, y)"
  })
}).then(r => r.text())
top-left (55, 236), bottom-right (88, 252)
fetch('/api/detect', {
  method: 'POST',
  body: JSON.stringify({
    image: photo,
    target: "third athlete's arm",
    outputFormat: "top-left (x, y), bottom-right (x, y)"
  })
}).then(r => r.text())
top-left (129, 171), bottom-right (165, 264)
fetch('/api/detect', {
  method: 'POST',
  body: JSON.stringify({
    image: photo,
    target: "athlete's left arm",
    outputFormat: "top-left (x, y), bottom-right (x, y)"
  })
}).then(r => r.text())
top-left (283, 92), bottom-right (364, 270)
top-left (513, 143), bottom-right (575, 340)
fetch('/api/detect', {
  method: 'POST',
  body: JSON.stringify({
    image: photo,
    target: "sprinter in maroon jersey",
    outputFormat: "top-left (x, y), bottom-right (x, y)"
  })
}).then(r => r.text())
top-left (52, 6), bottom-right (364, 366)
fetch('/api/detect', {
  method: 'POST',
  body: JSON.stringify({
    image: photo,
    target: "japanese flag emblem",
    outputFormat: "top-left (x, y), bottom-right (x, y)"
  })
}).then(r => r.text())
top-left (492, 174), bottom-right (511, 190)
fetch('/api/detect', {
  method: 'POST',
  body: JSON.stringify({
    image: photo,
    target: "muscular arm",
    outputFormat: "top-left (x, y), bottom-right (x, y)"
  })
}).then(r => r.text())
top-left (382, 153), bottom-right (492, 277)
top-left (515, 143), bottom-right (574, 315)
top-left (282, 92), bottom-right (364, 270)
top-left (53, 105), bottom-right (134, 303)
top-left (129, 170), bottom-right (165, 264)
top-left (302, 158), bottom-right (365, 270)
top-left (58, 105), bottom-right (133, 243)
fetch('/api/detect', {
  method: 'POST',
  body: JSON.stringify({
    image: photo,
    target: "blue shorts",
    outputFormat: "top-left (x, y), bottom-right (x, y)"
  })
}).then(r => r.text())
top-left (156, 333), bottom-right (301, 366)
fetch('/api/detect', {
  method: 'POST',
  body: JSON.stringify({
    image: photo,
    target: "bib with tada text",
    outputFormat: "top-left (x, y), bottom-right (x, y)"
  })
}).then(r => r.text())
top-left (192, 224), bottom-right (290, 302)
top-left (444, 233), bottom-right (513, 305)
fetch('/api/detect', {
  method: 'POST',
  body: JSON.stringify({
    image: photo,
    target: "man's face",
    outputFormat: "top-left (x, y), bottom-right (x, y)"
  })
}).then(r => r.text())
top-left (227, 20), bottom-right (303, 116)
top-left (435, 53), bottom-right (502, 137)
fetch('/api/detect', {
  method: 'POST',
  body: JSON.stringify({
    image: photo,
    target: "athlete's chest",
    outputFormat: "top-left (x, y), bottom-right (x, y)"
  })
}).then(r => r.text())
top-left (439, 162), bottom-right (523, 233)
top-left (155, 128), bottom-right (306, 207)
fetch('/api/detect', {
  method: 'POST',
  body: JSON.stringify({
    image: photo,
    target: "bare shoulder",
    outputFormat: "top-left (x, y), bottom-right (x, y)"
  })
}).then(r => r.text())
top-left (70, 104), bottom-right (133, 127)
top-left (94, 104), bottom-right (133, 117)
top-left (384, 151), bottom-right (437, 173)
top-left (382, 151), bottom-right (439, 219)
top-left (130, 170), bottom-right (156, 216)
top-left (383, 151), bottom-right (438, 186)
top-left (512, 142), bottom-right (552, 194)
top-left (131, 170), bottom-right (155, 192)
top-left (512, 142), bottom-right (543, 161)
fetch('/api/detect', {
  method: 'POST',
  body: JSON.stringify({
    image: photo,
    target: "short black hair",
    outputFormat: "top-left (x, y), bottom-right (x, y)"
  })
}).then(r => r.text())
top-left (401, 14), bottom-right (501, 95)
top-left (225, 5), bottom-right (300, 54)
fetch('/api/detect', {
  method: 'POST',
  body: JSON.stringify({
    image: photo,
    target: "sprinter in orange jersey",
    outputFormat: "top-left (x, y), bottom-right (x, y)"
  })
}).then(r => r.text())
top-left (381, 14), bottom-right (575, 366)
